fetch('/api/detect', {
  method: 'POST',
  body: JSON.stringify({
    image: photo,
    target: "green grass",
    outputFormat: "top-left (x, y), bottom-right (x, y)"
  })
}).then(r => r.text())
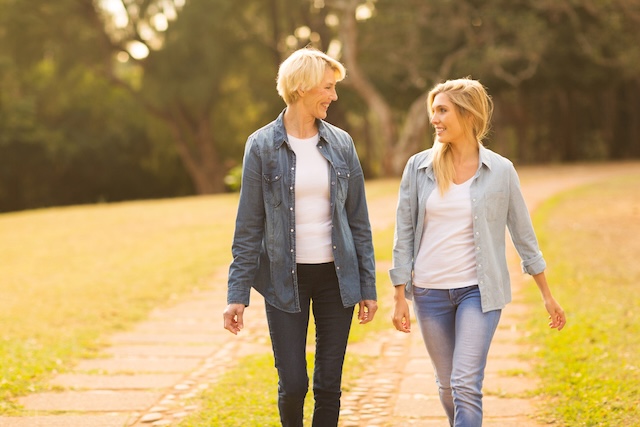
top-left (0, 180), bottom-right (398, 417)
top-left (0, 195), bottom-right (239, 412)
top-left (525, 173), bottom-right (640, 426)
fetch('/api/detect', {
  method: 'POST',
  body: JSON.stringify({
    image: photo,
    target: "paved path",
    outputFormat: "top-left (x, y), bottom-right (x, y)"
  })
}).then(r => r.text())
top-left (1, 162), bottom-right (638, 427)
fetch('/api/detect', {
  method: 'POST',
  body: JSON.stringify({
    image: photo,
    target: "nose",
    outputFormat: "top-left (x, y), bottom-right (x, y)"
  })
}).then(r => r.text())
top-left (431, 114), bottom-right (438, 124)
top-left (331, 87), bottom-right (338, 101)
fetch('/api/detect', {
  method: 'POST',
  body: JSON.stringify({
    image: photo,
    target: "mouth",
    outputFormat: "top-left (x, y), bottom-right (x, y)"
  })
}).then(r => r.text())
top-left (435, 127), bottom-right (445, 134)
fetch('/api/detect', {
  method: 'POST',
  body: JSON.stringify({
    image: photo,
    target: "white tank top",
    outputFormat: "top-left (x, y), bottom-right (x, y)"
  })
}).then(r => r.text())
top-left (288, 134), bottom-right (334, 264)
top-left (413, 178), bottom-right (478, 289)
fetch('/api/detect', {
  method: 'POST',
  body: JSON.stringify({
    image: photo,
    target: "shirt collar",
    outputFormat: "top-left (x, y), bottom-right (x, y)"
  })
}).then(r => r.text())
top-left (418, 143), bottom-right (493, 175)
top-left (273, 108), bottom-right (328, 149)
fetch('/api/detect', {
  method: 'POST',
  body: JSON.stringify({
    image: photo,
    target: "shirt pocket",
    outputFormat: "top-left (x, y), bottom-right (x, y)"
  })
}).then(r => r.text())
top-left (263, 170), bottom-right (283, 208)
top-left (485, 191), bottom-right (507, 222)
top-left (335, 167), bottom-right (350, 202)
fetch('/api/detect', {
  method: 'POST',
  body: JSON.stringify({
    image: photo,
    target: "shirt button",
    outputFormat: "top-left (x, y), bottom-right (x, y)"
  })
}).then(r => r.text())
top-left (333, 246), bottom-right (337, 249)
top-left (336, 266), bottom-right (340, 270)
top-left (331, 181), bottom-right (335, 185)
top-left (475, 232), bottom-right (479, 235)
top-left (476, 247), bottom-right (480, 251)
top-left (290, 229), bottom-right (294, 233)
top-left (474, 216), bottom-right (478, 220)
top-left (290, 186), bottom-right (293, 190)
top-left (291, 270), bottom-right (295, 274)
top-left (291, 167), bottom-right (294, 171)
top-left (290, 207), bottom-right (293, 211)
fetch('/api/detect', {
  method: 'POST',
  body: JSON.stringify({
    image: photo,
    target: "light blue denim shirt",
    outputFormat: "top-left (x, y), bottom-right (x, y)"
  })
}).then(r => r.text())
top-left (389, 144), bottom-right (546, 312)
top-left (228, 110), bottom-right (376, 313)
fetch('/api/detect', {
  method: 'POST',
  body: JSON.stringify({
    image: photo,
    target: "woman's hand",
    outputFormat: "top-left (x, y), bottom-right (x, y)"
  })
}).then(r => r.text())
top-left (392, 285), bottom-right (411, 333)
top-left (223, 303), bottom-right (246, 335)
top-left (358, 300), bottom-right (378, 324)
top-left (544, 296), bottom-right (567, 331)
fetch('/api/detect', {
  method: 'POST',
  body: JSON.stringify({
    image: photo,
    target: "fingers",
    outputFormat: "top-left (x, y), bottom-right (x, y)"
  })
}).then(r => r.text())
top-left (223, 304), bottom-right (245, 335)
top-left (391, 299), bottom-right (411, 333)
top-left (549, 309), bottom-right (566, 331)
top-left (391, 312), bottom-right (411, 333)
top-left (358, 300), bottom-right (378, 324)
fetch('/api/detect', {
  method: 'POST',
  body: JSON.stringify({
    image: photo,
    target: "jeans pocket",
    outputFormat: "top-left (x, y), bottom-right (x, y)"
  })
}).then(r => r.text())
top-left (412, 286), bottom-right (431, 297)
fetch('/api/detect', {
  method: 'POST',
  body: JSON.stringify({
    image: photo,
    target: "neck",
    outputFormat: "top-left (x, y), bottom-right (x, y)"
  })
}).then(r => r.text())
top-left (283, 105), bottom-right (318, 139)
top-left (449, 139), bottom-right (479, 165)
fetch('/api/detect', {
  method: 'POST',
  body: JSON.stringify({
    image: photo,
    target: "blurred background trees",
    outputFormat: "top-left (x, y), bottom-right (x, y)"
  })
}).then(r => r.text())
top-left (1, 0), bottom-right (639, 212)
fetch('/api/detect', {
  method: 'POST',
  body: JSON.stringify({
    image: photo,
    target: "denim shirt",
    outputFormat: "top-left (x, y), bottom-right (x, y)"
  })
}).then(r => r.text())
top-left (389, 145), bottom-right (546, 312)
top-left (227, 110), bottom-right (376, 313)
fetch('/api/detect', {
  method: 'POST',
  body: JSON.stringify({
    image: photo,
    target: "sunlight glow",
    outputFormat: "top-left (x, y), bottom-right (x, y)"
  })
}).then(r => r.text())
top-left (116, 51), bottom-right (130, 63)
top-left (101, 0), bottom-right (129, 28)
top-left (325, 14), bottom-right (339, 27)
top-left (327, 39), bottom-right (342, 59)
top-left (127, 41), bottom-right (150, 59)
top-left (355, 4), bottom-right (374, 21)
top-left (152, 14), bottom-right (169, 31)
top-left (294, 26), bottom-right (311, 40)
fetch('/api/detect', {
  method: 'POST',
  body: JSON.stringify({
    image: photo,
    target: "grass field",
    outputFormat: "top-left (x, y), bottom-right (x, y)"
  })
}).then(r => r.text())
top-left (1, 172), bottom-right (639, 425)
top-left (526, 173), bottom-right (640, 426)
top-left (0, 180), bottom-right (398, 416)
top-left (0, 195), bottom-right (239, 412)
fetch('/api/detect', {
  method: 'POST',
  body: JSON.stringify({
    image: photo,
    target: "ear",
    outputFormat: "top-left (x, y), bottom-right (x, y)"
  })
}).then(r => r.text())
top-left (297, 87), bottom-right (306, 97)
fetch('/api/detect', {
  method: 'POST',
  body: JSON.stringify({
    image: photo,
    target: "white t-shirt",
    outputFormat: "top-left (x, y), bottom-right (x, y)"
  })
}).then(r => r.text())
top-left (288, 134), bottom-right (334, 264)
top-left (413, 178), bottom-right (478, 289)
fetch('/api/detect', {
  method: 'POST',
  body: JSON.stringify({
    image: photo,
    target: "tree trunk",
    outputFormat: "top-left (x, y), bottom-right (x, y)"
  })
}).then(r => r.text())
top-left (336, 0), bottom-right (397, 176)
top-left (392, 92), bottom-right (430, 174)
top-left (167, 116), bottom-right (226, 194)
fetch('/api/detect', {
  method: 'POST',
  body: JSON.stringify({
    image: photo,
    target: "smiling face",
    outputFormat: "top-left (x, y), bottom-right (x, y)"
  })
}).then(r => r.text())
top-left (299, 66), bottom-right (338, 120)
top-left (430, 93), bottom-right (470, 145)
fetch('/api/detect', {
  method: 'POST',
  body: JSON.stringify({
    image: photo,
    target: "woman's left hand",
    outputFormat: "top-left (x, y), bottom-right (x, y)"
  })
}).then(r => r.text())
top-left (544, 297), bottom-right (566, 331)
top-left (358, 300), bottom-right (378, 324)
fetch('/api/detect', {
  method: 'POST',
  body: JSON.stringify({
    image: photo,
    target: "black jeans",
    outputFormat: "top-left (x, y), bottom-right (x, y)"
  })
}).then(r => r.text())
top-left (265, 262), bottom-right (355, 427)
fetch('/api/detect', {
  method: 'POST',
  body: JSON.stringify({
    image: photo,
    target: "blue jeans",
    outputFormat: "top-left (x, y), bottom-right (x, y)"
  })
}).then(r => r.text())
top-left (413, 285), bottom-right (501, 427)
top-left (265, 262), bottom-right (355, 427)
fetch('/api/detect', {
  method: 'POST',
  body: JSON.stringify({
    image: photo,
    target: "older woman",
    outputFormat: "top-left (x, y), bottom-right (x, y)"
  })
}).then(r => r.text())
top-left (390, 78), bottom-right (566, 426)
top-left (223, 47), bottom-right (377, 427)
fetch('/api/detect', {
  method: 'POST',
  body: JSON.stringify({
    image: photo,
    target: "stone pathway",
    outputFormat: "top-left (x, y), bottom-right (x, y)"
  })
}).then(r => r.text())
top-left (0, 162), bottom-right (638, 427)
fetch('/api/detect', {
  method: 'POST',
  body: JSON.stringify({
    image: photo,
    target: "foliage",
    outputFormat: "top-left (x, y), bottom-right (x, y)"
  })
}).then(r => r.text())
top-left (526, 173), bottom-right (640, 426)
top-left (1, 0), bottom-right (640, 210)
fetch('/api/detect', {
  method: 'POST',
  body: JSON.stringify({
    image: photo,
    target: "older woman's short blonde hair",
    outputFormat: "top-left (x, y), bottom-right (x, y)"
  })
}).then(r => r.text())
top-left (276, 47), bottom-right (346, 105)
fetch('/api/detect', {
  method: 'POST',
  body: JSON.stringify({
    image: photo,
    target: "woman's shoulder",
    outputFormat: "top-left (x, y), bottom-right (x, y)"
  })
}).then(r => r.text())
top-left (318, 120), bottom-right (353, 144)
top-left (407, 148), bottom-right (434, 166)
top-left (481, 145), bottom-right (515, 170)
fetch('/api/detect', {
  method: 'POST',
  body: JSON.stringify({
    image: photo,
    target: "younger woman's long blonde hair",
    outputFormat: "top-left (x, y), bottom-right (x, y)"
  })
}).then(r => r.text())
top-left (427, 78), bottom-right (493, 194)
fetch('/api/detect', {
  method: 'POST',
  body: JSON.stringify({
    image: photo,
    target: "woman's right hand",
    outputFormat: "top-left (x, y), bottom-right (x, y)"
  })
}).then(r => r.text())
top-left (392, 285), bottom-right (411, 333)
top-left (223, 303), bottom-right (245, 335)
